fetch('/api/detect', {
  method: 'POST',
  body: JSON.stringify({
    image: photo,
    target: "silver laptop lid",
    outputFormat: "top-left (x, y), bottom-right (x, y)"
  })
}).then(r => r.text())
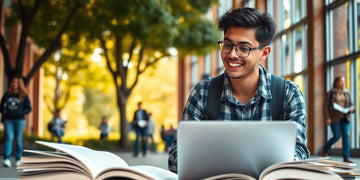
top-left (177, 121), bottom-right (297, 180)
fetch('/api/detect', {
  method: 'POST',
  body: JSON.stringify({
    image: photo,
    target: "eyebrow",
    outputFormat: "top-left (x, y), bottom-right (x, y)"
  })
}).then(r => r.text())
top-left (224, 37), bottom-right (253, 46)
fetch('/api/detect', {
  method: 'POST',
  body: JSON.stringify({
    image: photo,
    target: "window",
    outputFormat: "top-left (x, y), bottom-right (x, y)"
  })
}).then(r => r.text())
top-left (325, 0), bottom-right (360, 148)
top-left (191, 56), bottom-right (198, 86)
top-left (267, 0), bottom-right (307, 91)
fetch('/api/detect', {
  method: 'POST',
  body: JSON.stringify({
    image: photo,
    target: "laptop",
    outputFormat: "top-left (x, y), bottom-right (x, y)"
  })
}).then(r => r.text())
top-left (177, 121), bottom-right (297, 180)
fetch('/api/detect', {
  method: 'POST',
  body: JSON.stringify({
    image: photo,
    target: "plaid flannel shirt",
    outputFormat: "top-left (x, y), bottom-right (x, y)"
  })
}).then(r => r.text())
top-left (168, 65), bottom-right (310, 173)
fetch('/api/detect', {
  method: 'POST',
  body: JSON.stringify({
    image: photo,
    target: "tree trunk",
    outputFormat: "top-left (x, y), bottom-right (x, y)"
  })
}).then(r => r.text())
top-left (117, 92), bottom-right (129, 149)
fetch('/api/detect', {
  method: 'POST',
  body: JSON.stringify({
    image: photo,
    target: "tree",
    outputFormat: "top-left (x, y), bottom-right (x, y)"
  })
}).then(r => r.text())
top-left (0, 0), bottom-right (88, 85)
top-left (72, 0), bottom-right (218, 148)
top-left (42, 38), bottom-right (92, 115)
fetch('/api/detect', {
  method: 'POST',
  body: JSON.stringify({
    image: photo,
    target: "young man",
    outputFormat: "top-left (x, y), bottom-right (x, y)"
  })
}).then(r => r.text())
top-left (168, 7), bottom-right (310, 173)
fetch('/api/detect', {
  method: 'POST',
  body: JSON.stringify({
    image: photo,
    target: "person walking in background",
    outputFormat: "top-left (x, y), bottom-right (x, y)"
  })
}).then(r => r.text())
top-left (147, 112), bottom-right (156, 152)
top-left (131, 102), bottom-right (149, 157)
top-left (50, 109), bottom-right (66, 144)
top-left (0, 76), bottom-right (32, 167)
top-left (98, 116), bottom-right (110, 140)
top-left (322, 76), bottom-right (355, 163)
top-left (161, 124), bottom-right (176, 152)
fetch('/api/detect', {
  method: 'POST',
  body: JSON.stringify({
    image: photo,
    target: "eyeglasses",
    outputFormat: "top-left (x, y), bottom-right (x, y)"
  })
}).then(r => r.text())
top-left (217, 41), bottom-right (264, 58)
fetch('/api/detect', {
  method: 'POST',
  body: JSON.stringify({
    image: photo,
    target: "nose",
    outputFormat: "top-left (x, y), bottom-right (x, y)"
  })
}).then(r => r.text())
top-left (229, 46), bottom-right (238, 57)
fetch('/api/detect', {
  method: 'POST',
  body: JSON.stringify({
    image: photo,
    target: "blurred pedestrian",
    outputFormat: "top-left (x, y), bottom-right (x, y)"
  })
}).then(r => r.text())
top-left (322, 76), bottom-right (355, 163)
top-left (131, 102), bottom-right (149, 157)
top-left (0, 76), bottom-right (32, 167)
top-left (49, 109), bottom-right (66, 143)
top-left (161, 124), bottom-right (176, 152)
top-left (147, 112), bottom-right (156, 152)
top-left (99, 116), bottom-right (110, 140)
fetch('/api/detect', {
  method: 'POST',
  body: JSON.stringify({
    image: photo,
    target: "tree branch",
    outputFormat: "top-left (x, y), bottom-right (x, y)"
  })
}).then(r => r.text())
top-left (100, 37), bottom-right (115, 77)
top-left (16, 0), bottom-right (43, 74)
top-left (58, 83), bottom-right (72, 110)
top-left (24, 2), bottom-right (82, 85)
top-left (0, 28), bottom-right (13, 76)
top-left (129, 46), bottom-right (145, 91)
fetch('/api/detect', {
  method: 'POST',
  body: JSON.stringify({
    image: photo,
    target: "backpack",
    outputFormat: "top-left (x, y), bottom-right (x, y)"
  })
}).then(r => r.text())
top-left (47, 121), bottom-right (54, 132)
top-left (205, 73), bottom-right (286, 120)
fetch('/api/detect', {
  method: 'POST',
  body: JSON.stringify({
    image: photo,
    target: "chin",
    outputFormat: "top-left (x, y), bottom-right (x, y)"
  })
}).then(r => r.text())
top-left (227, 73), bottom-right (243, 79)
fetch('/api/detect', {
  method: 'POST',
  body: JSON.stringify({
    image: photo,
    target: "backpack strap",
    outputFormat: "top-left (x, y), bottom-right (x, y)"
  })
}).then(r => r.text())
top-left (270, 74), bottom-right (286, 120)
top-left (205, 73), bottom-right (286, 120)
top-left (205, 73), bottom-right (224, 120)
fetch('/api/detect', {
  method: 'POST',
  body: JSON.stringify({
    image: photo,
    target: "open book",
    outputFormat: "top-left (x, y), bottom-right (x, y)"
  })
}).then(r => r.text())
top-left (17, 141), bottom-right (178, 180)
top-left (18, 141), bottom-right (360, 180)
top-left (204, 157), bottom-right (359, 180)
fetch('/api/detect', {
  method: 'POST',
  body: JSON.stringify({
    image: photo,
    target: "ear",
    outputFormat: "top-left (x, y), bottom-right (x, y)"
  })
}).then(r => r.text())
top-left (259, 45), bottom-right (271, 62)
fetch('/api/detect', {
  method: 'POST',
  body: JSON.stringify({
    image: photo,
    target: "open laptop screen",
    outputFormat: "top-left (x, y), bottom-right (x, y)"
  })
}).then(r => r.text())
top-left (177, 121), bottom-right (296, 180)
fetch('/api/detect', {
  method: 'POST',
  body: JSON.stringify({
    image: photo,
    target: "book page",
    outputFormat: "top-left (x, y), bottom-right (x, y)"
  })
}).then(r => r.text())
top-left (96, 165), bottom-right (178, 180)
top-left (35, 141), bottom-right (129, 179)
top-left (333, 103), bottom-right (350, 114)
top-left (128, 166), bottom-right (178, 180)
top-left (261, 168), bottom-right (343, 180)
top-left (202, 173), bottom-right (256, 180)
top-left (19, 150), bottom-right (90, 176)
top-left (259, 158), bottom-right (357, 180)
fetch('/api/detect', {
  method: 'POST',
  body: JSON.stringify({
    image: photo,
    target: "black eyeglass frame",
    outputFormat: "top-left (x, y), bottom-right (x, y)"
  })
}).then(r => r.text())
top-left (217, 41), bottom-right (265, 58)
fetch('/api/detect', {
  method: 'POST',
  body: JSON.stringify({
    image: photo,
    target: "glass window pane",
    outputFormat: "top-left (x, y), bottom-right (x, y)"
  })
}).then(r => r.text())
top-left (218, 0), bottom-right (232, 18)
top-left (272, 38), bottom-right (281, 75)
top-left (294, 0), bottom-right (303, 22)
top-left (293, 75), bottom-right (305, 95)
top-left (294, 26), bottom-right (305, 73)
top-left (204, 54), bottom-right (211, 75)
top-left (282, 0), bottom-right (291, 29)
top-left (357, 2), bottom-right (360, 50)
top-left (191, 56), bottom-right (198, 86)
top-left (282, 33), bottom-right (292, 75)
top-left (244, 1), bottom-right (255, 8)
top-left (332, 3), bottom-right (349, 59)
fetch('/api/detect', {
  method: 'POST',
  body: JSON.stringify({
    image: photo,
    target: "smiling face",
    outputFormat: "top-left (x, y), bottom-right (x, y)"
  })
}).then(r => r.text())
top-left (221, 27), bottom-right (270, 80)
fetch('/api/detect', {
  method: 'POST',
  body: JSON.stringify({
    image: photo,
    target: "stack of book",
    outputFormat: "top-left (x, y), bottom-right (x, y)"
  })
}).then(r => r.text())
top-left (17, 141), bottom-right (360, 180)
top-left (205, 158), bottom-right (359, 180)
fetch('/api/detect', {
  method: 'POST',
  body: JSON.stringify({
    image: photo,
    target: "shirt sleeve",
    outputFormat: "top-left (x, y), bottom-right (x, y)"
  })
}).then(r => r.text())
top-left (283, 81), bottom-right (310, 160)
top-left (168, 136), bottom-right (178, 173)
top-left (181, 80), bottom-right (209, 120)
top-left (0, 92), bottom-right (9, 113)
top-left (168, 80), bottom-right (209, 173)
top-left (21, 95), bottom-right (32, 116)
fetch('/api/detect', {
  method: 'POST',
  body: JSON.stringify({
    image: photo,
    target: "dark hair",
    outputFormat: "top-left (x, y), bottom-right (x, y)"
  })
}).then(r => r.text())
top-left (332, 76), bottom-right (345, 88)
top-left (218, 7), bottom-right (276, 46)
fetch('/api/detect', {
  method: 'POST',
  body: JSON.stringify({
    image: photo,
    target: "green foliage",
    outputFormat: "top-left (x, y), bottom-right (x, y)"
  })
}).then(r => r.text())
top-left (189, 0), bottom-right (218, 13)
top-left (174, 17), bottom-right (219, 56)
top-left (8, 0), bottom-right (90, 47)
top-left (83, 88), bottom-right (116, 126)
